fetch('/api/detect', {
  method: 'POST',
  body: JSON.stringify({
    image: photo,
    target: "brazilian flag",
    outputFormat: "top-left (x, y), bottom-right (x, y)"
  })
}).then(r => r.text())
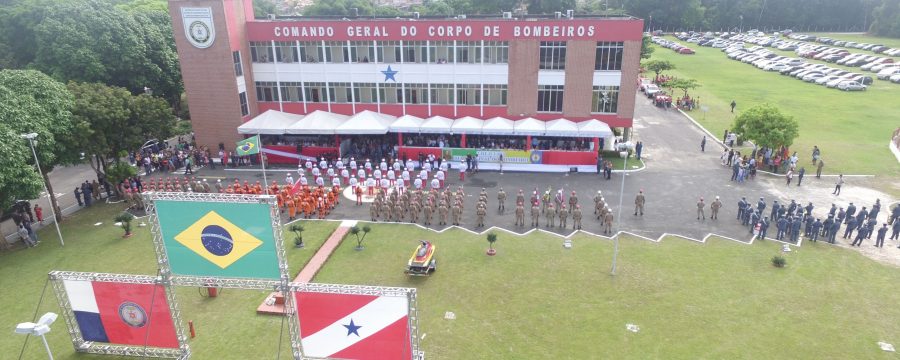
top-left (155, 200), bottom-right (282, 279)
top-left (235, 135), bottom-right (260, 156)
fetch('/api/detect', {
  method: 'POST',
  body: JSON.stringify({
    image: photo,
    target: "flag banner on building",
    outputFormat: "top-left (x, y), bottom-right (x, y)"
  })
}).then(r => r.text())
top-left (295, 291), bottom-right (413, 359)
top-left (62, 279), bottom-right (179, 348)
top-left (235, 135), bottom-right (260, 156)
top-left (154, 200), bottom-right (281, 279)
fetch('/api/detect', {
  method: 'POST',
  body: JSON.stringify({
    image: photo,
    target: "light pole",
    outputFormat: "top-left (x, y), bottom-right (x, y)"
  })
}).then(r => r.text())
top-left (610, 148), bottom-right (627, 275)
top-left (739, 15), bottom-right (744, 33)
top-left (647, 15), bottom-right (653, 32)
top-left (20, 133), bottom-right (65, 246)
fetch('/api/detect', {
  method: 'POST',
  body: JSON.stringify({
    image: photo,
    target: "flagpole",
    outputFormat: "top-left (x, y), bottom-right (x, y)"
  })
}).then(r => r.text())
top-left (258, 133), bottom-right (269, 193)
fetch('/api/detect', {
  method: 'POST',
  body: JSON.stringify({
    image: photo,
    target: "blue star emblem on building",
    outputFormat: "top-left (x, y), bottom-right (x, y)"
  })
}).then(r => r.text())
top-left (381, 66), bottom-right (398, 82)
top-left (343, 319), bottom-right (362, 337)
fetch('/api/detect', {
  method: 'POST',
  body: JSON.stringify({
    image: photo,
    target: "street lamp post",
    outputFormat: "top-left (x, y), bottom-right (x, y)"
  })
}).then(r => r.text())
top-left (20, 133), bottom-right (65, 247)
top-left (739, 15), bottom-right (744, 33)
top-left (610, 148), bottom-right (627, 275)
top-left (647, 15), bottom-right (653, 32)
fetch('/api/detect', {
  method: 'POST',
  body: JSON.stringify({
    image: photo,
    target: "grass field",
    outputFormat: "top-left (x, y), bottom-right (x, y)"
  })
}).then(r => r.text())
top-left (811, 33), bottom-right (900, 50)
top-left (315, 223), bottom-right (900, 359)
top-left (649, 37), bottom-right (900, 178)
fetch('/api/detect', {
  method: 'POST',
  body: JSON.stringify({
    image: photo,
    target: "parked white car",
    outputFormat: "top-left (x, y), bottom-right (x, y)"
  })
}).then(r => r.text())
top-left (877, 68), bottom-right (900, 80)
top-left (837, 80), bottom-right (866, 91)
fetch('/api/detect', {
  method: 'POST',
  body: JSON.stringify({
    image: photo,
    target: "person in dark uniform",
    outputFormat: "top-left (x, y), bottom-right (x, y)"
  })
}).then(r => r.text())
top-left (845, 203), bottom-right (856, 224)
top-left (758, 217), bottom-right (769, 240)
top-left (810, 218), bottom-right (822, 242)
top-left (891, 220), bottom-right (900, 242)
top-left (851, 226), bottom-right (869, 246)
top-left (843, 217), bottom-right (858, 239)
top-left (870, 199), bottom-right (881, 220)
top-left (757, 197), bottom-right (766, 213)
top-left (749, 211), bottom-right (760, 234)
top-left (737, 197), bottom-right (747, 220)
top-left (828, 204), bottom-right (837, 217)
top-left (866, 218), bottom-right (878, 239)
top-left (769, 200), bottom-right (780, 221)
top-left (829, 220), bottom-right (840, 243)
top-left (74, 187), bottom-right (83, 207)
top-left (836, 207), bottom-right (846, 224)
top-left (875, 224), bottom-right (888, 247)
top-left (791, 217), bottom-right (802, 242)
top-left (796, 167), bottom-right (805, 186)
top-left (776, 217), bottom-right (787, 240)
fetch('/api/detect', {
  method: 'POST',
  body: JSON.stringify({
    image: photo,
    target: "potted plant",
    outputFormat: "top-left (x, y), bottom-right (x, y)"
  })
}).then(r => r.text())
top-left (351, 225), bottom-right (372, 251)
top-left (290, 224), bottom-right (305, 248)
top-left (486, 233), bottom-right (498, 256)
top-left (114, 212), bottom-right (135, 238)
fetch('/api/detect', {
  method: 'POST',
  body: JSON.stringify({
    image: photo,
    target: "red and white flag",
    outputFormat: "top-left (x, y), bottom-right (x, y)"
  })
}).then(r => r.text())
top-left (295, 292), bottom-right (411, 359)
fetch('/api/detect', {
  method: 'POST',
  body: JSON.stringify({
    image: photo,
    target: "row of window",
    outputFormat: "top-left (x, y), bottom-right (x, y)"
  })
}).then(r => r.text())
top-left (535, 85), bottom-right (619, 113)
top-left (255, 81), bottom-right (508, 106)
top-left (250, 41), bottom-right (509, 65)
top-left (538, 41), bottom-right (624, 71)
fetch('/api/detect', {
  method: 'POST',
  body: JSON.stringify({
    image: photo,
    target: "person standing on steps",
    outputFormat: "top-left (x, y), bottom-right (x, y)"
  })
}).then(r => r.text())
top-left (833, 174), bottom-right (844, 195)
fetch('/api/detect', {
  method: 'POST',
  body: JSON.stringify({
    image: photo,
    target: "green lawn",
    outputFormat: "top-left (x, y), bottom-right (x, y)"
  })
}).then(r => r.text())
top-left (315, 223), bottom-right (900, 359)
top-left (1, 203), bottom-right (336, 359)
top-left (649, 38), bottom-right (900, 177)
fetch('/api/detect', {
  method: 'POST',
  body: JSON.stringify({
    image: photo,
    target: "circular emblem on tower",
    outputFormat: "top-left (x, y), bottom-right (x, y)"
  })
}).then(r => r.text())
top-left (181, 7), bottom-right (216, 49)
top-left (189, 21), bottom-right (211, 45)
top-left (118, 302), bottom-right (148, 328)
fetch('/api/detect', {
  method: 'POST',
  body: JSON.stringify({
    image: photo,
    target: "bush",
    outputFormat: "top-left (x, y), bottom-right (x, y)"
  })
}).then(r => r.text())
top-left (772, 255), bottom-right (787, 268)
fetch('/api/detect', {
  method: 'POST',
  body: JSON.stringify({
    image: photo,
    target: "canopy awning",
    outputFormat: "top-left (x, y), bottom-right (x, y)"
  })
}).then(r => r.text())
top-left (420, 116), bottom-right (454, 134)
top-left (237, 110), bottom-right (304, 135)
top-left (285, 110), bottom-right (349, 135)
top-left (335, 110), bottom-right (395, 135)
top-left (451, 116), bottom-right (484, 134)
top-left (544, 119), bottom-right (579, 137)
top-left (481, 117), bottom-right (515, 135)
top-left (513, 117), bottom-right (546, 136)
top-left (576, 119), bottom-right (614, 138)
top-left (389, 114), bottom-right (425, 133)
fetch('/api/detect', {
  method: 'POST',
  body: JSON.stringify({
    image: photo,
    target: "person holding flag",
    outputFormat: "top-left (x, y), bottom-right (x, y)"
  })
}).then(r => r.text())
top-left (235, 135), bottom-right (268, 189)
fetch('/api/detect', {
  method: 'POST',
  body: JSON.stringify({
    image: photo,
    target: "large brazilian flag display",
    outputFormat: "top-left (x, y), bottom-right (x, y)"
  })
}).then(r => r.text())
top-left (154, 200), bottom-right (281, 279)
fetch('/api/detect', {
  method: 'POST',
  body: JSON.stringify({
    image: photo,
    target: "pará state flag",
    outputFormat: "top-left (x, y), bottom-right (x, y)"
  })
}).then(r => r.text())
top-left (63, 279), bottom-right (179, 348)
top-left (154, 200), bottom-right (281, 279)
top-left (235, 135), bottom-right (260, 156)
top-left (295, 292), bottom-right (412, 359)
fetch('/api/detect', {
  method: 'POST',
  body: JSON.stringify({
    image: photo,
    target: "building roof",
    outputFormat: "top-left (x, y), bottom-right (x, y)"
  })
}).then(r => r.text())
top-left (389, 114), bottom-right (425, 133)
top-left (238, 110), bottom-right (304, 135)
top-left (285, 110), bottom-right (350, 134)
top-left (481, 117), bottom-right (515, 135)
top-left (336, 110), bottom-right (395, 134)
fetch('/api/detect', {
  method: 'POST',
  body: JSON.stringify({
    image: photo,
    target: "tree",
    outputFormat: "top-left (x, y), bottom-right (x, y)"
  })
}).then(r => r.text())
top-left (731, 104), bottom-right (799, 149)
top-left (667, 78), bottom-right (700, 98)
top-left (643, 59), bottom-right (675, 80)
top-left (290, 223), bottom-right (305, 248)
top-left (0, 69), bottom-right (76, 222)
top-left (411, 0), bottom-right (455, 16)
top-left (641, 35), bottom-right (654, 60)
top-left (870, 0), bottom-right (900, 37)
top-left (254, 0), bottom-right (278, 17)
top-left (526, 0), bottom-right (576, 14)
top-left (350, 225), bottom-right (372, 250)
top-left (114, 212), bottom-right (135, 237)
top-left (486, 232), bottom-right (498, 255)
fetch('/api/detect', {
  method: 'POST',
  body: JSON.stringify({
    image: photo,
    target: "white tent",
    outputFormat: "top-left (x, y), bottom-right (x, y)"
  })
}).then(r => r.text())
top-left (335, 110), bottom-right (396, 135)
top-left (237, 110), bottom-right (304, 135)
top-left (285, 110), bottom-right (349, 135)
top-left (544, 119), bottom-right (580, 137)
top-left (419, 116), bottom-right (454, 134)
top-left (576, 119), bottom-right (614, 138)
top-left (451, 116), bottom-right (484, 134)
top-left (389, 114), bottom-right (425, 133)
top-left (513, 117), bottom-right (545, 136)
top-left (481, 117), bottom-right (515, 135)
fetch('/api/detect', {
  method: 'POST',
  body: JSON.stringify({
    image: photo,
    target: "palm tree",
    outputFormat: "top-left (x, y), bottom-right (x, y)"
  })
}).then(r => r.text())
top-left (114, 212), bottom-right (135, 238)
top-left (290, 223), bottom-right (305, 248)
top-left (352, 225), bottom-right (372, 250)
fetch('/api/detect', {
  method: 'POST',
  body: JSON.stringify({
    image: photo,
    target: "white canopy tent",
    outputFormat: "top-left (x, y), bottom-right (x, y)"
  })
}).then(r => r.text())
top-left (451, 116), bottom-right (484, 134)
top-left (419, 116), bottom-right (454, 134)
top-left (513, 117), bottom-right (546, 136)
top-left (389, 114), bottom-right (425, 133)
top-left (576, 119), bottom-right (614, 138)
top-left (481, 117), bottom-right (516, 135)
top-left (285, 110), bottom-right (349, 135)
top-left (544, 119), bottom-right (580, 137)
top-left (335, 110), bottom-right (395, 134)
top-left (237, 110), bottom-right (304, 135)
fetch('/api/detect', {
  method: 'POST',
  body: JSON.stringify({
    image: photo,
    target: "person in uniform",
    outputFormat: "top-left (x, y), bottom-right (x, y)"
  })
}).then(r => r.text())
top-left (516, 190), bottom-right (525, 208)
top-left (634, 190), bottom-right (645, 216)
top-left (603, 207), bottom-right (614, 234)
top-left (558, 205), bottom-right (568, 229)
top-left (391, 201), bottom-right (402, 223)
top-left (423, 201), bottom-right (433, 225)
top-left (410, 201), bottom-right (420, 223)
top-left (369, 201), bottom-right (379, 221)
top-left (497, 188), bottom-right (507, 213)
top-left (573, 205), bottom-right (583, 230)
top-left (515, 202), bottom-right (525, 226)
top-left (451, 202), bottom-right (462, 226)
top-left (569, 191), bottom-right (578, 213)
top-left (697, 197), bottom-right (706, 220)
top-left (531, 201), bottom-right (540, 227)
top-left (546, 203), bottom-right (556, 228)
top-left (710, 196), bottom-right (722, 220)
top-left (593, 191), bottom-right (602, 215)
top-left (438, 201), bottom-right (449, 225)
top-left (476, 206), bottom-right (486, 227)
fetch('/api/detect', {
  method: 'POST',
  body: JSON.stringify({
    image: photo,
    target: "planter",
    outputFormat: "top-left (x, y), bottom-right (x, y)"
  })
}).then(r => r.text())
top-left (486, 248), bottom-right (496, 256)
top-left (122, 233), bottom-right (133, 238)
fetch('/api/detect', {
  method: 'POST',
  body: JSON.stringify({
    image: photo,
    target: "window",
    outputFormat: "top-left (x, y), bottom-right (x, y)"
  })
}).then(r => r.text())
top-left (274, 41), bottom-right (298, 63)
top-left (429, 41), bottom-right (453, 63)
top-left (402, 41), bottom-right (427, 63)
top-left (322, 41), bottom-right (347, 63)
top-left (330, 82), bottom-right (352, 103)
top-left (233, 51), bottom-right (243, 76)
top-left (349, 41), bottom-right (375, 63)
top-left (456, 41), bottom-right (481, 64)
top-left (377, 41), bottom-right (401, 63)
top-left (378, 83), bottom-right (401, 104)
top-left (456, 84), bottom-right (481, 105)
top-left (304, 82), bottom-right (327, 103)
top-left (354, 83), bottom-right (378, 103)
top-left (239, 92), bottom-right (249, 116)
top-left (255, 81), bottom-right (279, 102)
top-left (591, 86), bottom-right (619, 113)
top-left (484, 41), bottom-right (509, 64)
top-left (250, 42), bottom-right (273, 63)
top-left (484, 84), bottom-right (507, 105)
top-left (403, 83), bottom-right (428, 104)
top-left (539, 41), bottom-right (566, 70)
top-left (595, 42), bottom-right (624, 71)
top-left (537, 85), bottom-right (564, 112)
top-left (429, 84), bottom-right (454, 105)
top-left (298, 42), bottom-right (321, 62)
top-left (280, 82), bottom-right (303, 102)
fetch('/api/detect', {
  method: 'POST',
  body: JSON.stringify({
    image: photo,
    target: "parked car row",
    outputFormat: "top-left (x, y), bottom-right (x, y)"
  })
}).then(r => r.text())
top-left (650, 36), bottom-right (694, 54)
top-left (787, 33), bottom-right (900, 57)
top-left (722, 43), bottom-right (870, 91)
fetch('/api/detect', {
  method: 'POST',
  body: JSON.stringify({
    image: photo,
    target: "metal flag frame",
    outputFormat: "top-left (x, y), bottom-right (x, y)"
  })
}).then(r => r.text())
top-left (289, 283), bottom-right (424, 360)
top-left (48, 271), bottom-right (191, 359)
top-left (143, 191), bottom-right (303, 358)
